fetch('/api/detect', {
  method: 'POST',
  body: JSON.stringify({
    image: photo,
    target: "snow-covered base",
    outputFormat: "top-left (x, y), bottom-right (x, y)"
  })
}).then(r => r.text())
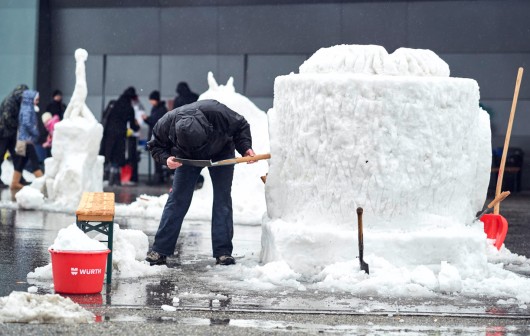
top-left (0, 291), bottom-right (94, 323)
top-left (261, 218), bottom-right (488, 278)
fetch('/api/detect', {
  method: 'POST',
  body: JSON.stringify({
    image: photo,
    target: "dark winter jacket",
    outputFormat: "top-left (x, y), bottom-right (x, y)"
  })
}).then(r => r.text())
top-left (18, 90), bottom-right (40, 143)
top-left (45, 100), bottom-right (66, 120)
top-left (148, 99), bottom-right (252, 165)
top-left (103, 92), bottom-right (139, 139)
top-left (173, 82), bottom-right (198, 108)
top-left (0, 84), bottom-right (29, 138)
top-left (144, 101), bottom-right (167, 141)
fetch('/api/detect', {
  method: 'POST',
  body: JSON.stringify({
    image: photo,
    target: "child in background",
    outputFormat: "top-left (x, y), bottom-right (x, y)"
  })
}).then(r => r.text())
top-left (41, 112), bottom-right (60, 151)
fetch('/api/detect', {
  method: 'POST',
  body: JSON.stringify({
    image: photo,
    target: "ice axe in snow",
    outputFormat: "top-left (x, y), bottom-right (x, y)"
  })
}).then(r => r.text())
top-left (356, 207), bottom-right (369, 274)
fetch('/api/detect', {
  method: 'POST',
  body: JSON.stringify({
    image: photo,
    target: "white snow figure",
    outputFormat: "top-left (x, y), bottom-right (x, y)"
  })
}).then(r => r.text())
top-left (44, 48), bottom-right (104, 209)
top-left (262, 45), bottom-right (492, 277)
top-left (187, 72), bottom-right (270, 224)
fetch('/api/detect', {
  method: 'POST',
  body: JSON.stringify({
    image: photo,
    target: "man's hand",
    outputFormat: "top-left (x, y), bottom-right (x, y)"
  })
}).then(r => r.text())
top-left (167, 156), bottom-right (183, 169)
top-left (244, 148), bottom-right (256, 164)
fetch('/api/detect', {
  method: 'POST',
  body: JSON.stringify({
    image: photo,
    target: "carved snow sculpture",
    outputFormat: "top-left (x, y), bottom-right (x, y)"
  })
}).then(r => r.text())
top-left (44, 48), bottom-right (104, 209)
top-left (262, 45), bottom-right (492, 277)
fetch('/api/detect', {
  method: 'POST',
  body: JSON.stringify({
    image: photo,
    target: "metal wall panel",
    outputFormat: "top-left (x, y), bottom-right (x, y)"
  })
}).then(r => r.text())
top-left (341, 2), bottom-right (408, 52)
top-left (51, 8), bottom-right (160, 55)
top-left (218, 4), bottom-right (341, 54)
top-left (160, 7), bottom-right (219, 54)
top-left (105, 55), bottom-right (161, 96)
top-left (246, 55), bottom-right (307, 97)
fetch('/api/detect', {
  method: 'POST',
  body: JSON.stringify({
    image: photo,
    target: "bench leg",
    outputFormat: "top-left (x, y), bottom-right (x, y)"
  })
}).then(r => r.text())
top-left (106, 220), bottom-right (113, 285)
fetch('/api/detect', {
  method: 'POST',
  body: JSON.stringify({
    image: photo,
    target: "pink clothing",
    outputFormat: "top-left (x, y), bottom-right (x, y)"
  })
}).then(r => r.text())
top-left (43, 115), bottom-right (60, 148)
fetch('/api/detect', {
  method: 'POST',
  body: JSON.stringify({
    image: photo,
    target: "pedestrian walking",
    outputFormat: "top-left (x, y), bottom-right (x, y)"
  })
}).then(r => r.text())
top-left (11, 90), bottom-right (43, 190)
top-left (0, 84), bottom-right (29, 188)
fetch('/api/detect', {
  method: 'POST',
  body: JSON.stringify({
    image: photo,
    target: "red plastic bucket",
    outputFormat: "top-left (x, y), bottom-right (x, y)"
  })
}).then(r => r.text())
top-left (49, 249), bottom-right (110, 294)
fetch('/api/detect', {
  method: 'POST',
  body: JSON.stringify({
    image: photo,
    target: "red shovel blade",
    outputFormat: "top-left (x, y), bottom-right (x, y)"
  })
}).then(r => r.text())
top-left (480, 214), bottom-right (508, 250)
top-left (121, 164), bottom-right (132, 183)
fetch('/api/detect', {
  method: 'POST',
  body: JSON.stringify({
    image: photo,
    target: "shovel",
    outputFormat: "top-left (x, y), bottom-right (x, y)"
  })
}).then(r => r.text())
top-left (478, 191), bottom-right (511, 251)
top-left (481, 67), bottom-right (523, 250)
top-left (173, 153), bottom-right (271, 168)
top-left (356, 207), bottom-right (369, 274)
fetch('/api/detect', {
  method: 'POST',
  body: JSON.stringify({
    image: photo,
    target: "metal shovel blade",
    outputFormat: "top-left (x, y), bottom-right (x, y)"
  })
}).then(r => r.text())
top-left (173, 153), bottom-right (271, 168)
top-left (172, 158), bottom-right (213, 167)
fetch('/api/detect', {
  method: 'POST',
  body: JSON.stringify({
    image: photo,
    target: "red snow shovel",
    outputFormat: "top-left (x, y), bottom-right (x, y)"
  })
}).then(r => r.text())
top-left (481, 67), bottom-right (524, 250)
top-left (356, 207), bottom-right (369, 274)
top-left (478, 191), bottom-right (510, 250)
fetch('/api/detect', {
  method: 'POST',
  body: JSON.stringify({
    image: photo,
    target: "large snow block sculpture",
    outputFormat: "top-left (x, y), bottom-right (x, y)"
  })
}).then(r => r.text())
top-left (262, 45), bottom-right (492, 276)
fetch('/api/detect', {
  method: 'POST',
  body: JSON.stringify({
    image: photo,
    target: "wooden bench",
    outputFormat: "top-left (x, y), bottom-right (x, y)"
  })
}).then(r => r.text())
top-left (75, 192), bottom-right (115, 284)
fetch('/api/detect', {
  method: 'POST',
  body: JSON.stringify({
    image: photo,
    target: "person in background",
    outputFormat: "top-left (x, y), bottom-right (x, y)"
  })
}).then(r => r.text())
top-left (45, 89), bottom-right (66, 120)
top-left (173, 82), bottom-right (198, 109)
top-left (126, 93), bottom-right (145, 185)
top-left (0, 84), bottom-right (29, 188)
top-left (41, 112), bottom-right (60, 155)
top-left (173, 82), bottom-right (204, 189)
top-left (101, 87), bottom-right (139, 186)
top-left (145, 99), bottom-right (255, 266)
top-left (11, 90), bottom-right (43, 190)
top-left (142, 90), bottom-right (167, 184)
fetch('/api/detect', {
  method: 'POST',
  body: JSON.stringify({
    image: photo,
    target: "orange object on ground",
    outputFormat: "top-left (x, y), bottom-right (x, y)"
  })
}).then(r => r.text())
top-left (480, 214), bottom-right (508, 250)
top-left (49, 249), bottom-right (110, 294)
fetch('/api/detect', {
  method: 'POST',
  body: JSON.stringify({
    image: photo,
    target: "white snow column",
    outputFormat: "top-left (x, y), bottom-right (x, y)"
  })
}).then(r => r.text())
top-left (44, 48), bottom-right (104, 210)
top-left (262, 45), bottom-right (491, 276)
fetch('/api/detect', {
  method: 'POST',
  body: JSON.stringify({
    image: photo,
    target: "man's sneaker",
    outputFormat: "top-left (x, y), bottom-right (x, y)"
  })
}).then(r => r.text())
top-left (145, 251), bottom-right (166, 266)
top-left (216, 255), bottom-right (236, 266)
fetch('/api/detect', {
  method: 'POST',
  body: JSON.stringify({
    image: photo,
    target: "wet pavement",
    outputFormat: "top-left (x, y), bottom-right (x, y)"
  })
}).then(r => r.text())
top-left (0, 184), bottom-right (529, 334)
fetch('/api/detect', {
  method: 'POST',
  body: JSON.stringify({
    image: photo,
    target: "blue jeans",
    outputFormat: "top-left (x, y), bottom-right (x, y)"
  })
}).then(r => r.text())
top-left (152, 164), bottom-right (234, 258)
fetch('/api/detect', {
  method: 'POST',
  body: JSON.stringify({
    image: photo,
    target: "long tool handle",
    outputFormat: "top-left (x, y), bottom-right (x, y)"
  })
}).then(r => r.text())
top-left (215, 153), bottom-right (271, 166)
top-left (357, 207), bottom-right (364, 261)
top-left (356, 207), bottom-right (369, 274)
top-left (495, 67), bottom-right (524, 214)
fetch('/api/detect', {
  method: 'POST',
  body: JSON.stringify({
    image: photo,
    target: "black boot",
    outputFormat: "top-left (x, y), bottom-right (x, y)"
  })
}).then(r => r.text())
top-left (109, 167), bottom-right (121, 186)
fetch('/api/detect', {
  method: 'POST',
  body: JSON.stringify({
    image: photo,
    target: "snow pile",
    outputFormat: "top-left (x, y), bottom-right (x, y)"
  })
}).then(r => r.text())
top-left (15, 185), bottom-right (45, 209)
top-left (260, 44), bottom-right (499, 295)
top-left (28, 223), bottom-right (166, 281)
top-left (117, 72), bottom-right (269, 224)
top-left (49, 223), bottom-right (108, 251)
top-left (19, 48), bottom-right (105, 212)
top-left (299, 44), bottom-right (449, 77)
top-left (0, 291), bottom-right (94, 323)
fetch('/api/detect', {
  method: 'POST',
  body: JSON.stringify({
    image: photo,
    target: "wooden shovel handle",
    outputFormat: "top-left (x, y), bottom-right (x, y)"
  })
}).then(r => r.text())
top-left (487, 191), bottom-right (510, 209)
top-left (217, 153), bottom-right (271, 165)
top-left (495, 67), bottom-right (524, 214)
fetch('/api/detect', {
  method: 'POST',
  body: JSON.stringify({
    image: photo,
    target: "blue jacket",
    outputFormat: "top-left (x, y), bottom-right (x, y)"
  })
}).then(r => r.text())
top-left (18, 90), bottom-right (40, 143)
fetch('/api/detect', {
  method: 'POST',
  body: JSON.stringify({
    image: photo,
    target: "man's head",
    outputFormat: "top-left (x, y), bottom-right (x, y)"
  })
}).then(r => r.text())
top-left (149, 90), bottom-right (160, 107)
top-left (52, 89), bottom-right (62, 102)
top-left (175, 114), bottom-right (208, 152)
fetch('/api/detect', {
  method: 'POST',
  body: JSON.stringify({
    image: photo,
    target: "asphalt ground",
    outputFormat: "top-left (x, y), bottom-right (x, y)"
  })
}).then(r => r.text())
top-left (0, 183), bottom-right (529, 334)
